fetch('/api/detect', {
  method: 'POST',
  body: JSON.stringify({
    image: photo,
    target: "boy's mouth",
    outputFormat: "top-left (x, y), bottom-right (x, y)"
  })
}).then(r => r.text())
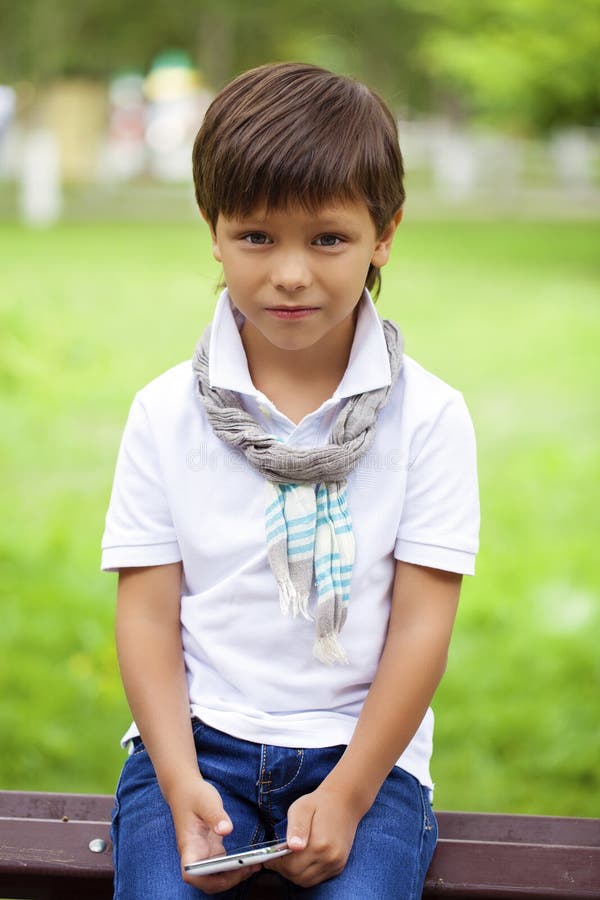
top-left (265, 306), bottom-right (319, 320)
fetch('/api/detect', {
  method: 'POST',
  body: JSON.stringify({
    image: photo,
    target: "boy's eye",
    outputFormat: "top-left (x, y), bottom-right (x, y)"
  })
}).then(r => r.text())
top-left (243, 232), bottom-right (271, 245)
top-left (314, 234), bottom-right (343, 247)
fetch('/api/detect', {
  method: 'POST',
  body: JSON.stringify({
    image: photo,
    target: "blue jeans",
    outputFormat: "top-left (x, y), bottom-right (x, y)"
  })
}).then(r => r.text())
top-left (111, 719), bottom-right (437, 899)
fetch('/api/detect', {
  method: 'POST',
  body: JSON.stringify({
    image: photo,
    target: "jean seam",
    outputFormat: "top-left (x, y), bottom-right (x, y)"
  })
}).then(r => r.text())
top-left (111, 764), bottom-right (127, 899)
top-left (402, 778), bottom-right (425, 900)
top-left (257, 744), bottom-right (277, 831)
top-left (263, 749), bottom-right (305, 795)
top-left (411, 785), bottom-right (437, 900)
top-left (248, 822), bottom-right (264, 846)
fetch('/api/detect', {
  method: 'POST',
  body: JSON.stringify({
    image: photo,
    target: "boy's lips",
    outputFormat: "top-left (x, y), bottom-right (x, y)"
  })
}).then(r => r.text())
top-left (265, 306), bottom-right (319, 320)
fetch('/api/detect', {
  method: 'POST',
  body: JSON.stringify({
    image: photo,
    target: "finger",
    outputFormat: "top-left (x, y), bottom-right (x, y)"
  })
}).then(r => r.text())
top-left (281, 858), bottom-right (339, 890)
top-left (193, 792), bottom-right (233, 837)
top-left (286, 796), bottom-right (316, 851)
top-left (265, 852), bottom-right (307, 878)
top-left (179, 829), bottom-right (224, 871)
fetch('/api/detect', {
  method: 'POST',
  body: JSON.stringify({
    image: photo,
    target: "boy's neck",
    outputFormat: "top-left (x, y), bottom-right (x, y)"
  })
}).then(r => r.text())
top-left (240, 309), bottom-right (358, 420)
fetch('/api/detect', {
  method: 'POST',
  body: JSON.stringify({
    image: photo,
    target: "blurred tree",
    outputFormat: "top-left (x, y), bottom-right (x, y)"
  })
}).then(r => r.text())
top-left (0, 0), bottom-right (429, 110)
top-left (0, 0), bottom-right (204, 81)
top-left (411, 0), bottom-right (600, 131)
top-left (1, 0), bottom-right (598, 130)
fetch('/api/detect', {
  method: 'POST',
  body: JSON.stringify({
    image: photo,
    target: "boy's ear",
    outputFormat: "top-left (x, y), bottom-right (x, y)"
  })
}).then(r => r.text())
top-left (371, 208), bottom-right (403, 268)
top-left (200, 209), bottom-right (222, 262)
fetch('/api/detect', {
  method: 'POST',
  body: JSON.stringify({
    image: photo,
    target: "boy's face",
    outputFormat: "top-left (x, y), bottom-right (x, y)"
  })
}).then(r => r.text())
top-left (208, 200), bottom-right (402, 355)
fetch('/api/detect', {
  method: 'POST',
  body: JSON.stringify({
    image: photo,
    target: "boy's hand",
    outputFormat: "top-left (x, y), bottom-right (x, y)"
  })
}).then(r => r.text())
top-left (167, 777), bottom-right (262, 894)
top-left (264, 783), bottom-right (363, 888)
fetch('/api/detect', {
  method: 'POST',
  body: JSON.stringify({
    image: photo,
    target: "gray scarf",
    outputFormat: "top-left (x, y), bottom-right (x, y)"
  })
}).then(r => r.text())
top-left (192, 309), bottom-right (404, 663)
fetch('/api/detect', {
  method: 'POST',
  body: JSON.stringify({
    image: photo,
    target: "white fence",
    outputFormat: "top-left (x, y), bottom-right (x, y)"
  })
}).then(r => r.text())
top-left (1, 88), bottom-right (598, 223)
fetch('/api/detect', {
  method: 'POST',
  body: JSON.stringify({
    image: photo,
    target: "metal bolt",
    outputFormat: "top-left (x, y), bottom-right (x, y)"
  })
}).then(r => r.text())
top-left (89, 838), bottom-right (108, 854)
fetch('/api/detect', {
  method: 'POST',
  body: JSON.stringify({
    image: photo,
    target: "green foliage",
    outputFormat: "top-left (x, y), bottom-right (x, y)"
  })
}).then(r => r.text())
top-left (1, 0), bottom-right (598, 130)
top-left (413, 0), bottom-right (600, 131)
top-left (1, 219), bottom-right (599, 814)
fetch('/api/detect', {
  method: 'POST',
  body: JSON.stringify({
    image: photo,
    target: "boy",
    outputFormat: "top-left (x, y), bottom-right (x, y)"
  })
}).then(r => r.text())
top-left (101, 62), bottom-right (480, 899)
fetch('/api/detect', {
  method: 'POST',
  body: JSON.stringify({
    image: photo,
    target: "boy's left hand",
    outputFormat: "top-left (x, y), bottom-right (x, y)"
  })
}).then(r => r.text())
top-left (264, 783), bottom-right (363, 888)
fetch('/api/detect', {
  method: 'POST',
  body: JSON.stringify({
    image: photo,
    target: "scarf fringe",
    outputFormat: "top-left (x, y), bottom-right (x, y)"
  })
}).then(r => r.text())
top-left (278, 580), bottom-right (311, 620)
top-left (278, 579), bottom-right (295, 616)
top-left (296, 591), bottom-right (311, 620)
top-left (313, 632), bottom-right (349, 666)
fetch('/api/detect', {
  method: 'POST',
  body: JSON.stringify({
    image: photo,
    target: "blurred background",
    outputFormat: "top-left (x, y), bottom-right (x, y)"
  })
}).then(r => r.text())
top-left (0, 0), bottom-right (598, 816)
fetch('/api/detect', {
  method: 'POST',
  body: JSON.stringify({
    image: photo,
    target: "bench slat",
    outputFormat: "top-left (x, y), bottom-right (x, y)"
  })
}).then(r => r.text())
top-left (0, 791), bottom-right (114, 822)
top-left (428, 839), bottom-right (600, 898)
top-left (0, 819), bottom-right (112, 876)
top-left (436, 811), bottom-right (600, 849)
top-left (1, 792), bottom-right (598, 899)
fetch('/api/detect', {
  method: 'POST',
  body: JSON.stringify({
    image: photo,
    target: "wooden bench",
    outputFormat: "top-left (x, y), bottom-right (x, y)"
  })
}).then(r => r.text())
top-left (1, 791), bottom-right (599, 898)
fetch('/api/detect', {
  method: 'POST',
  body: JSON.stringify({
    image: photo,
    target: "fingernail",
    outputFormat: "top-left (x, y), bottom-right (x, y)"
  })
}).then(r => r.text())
top-left (289, 835), bottom-right (305, 849)
top-left (216, 819), bottom-right (231, 834)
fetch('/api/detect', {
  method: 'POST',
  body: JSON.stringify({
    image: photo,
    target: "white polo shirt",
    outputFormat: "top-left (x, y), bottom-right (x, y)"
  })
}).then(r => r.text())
top-left (101, 290), bottom-right (480, 789)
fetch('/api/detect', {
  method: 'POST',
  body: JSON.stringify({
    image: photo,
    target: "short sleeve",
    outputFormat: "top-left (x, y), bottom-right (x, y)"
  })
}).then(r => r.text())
top-left (100, 394), bottom-right (182, 572)
top-left (394, 392), bottom-right (480, 575)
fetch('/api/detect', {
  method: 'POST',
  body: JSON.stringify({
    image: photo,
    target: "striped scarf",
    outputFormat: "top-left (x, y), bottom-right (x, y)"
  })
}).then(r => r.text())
top-left (192, 310), bottom-right (404, 664)
top-left (265, 479), bottom-right (354, 664)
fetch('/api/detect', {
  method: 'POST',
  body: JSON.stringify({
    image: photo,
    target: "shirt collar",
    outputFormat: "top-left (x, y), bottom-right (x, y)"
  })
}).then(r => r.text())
top-left (207, 288), bottom-right (391, 399)
top-left (332, 290), bottom-right (391, 399)
top-left (207, 290), bottom-right (256, 395)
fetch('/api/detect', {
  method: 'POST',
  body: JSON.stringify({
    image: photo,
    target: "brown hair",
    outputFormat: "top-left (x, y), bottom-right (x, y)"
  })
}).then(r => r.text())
top-left (192, 62), bottom-right (405, 296)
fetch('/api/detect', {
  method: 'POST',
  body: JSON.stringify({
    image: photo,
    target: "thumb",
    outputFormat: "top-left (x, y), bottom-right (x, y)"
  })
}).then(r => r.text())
top-left (195, 784), bottom-right (233, 836)
top-left (286, 795), bottom-right (315, 851)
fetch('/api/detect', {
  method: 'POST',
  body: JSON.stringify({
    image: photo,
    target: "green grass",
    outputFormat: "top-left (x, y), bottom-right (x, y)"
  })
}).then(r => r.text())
top-left (1, 218), bottom-right (599, 816)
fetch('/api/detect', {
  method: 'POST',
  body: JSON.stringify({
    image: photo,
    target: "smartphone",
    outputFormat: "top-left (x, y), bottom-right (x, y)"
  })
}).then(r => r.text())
top-left (184, 839), bottom-right (291, 876)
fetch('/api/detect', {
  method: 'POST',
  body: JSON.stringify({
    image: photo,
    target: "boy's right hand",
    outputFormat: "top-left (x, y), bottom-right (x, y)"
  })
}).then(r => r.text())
top-left (167, 777), bottom-right (262, 894)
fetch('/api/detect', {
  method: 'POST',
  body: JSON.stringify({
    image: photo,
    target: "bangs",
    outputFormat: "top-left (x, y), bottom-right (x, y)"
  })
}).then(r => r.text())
top-left (193, 64), bottom-right (404, 234)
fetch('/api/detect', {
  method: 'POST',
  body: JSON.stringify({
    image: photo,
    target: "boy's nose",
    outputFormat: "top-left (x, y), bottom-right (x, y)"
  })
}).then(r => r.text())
top-left (270, 253), bottom-right (312, 292)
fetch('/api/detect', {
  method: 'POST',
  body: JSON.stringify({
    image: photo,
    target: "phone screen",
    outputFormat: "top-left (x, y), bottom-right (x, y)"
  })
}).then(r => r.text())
top-left (184, 839), bottom-right (290, 876)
